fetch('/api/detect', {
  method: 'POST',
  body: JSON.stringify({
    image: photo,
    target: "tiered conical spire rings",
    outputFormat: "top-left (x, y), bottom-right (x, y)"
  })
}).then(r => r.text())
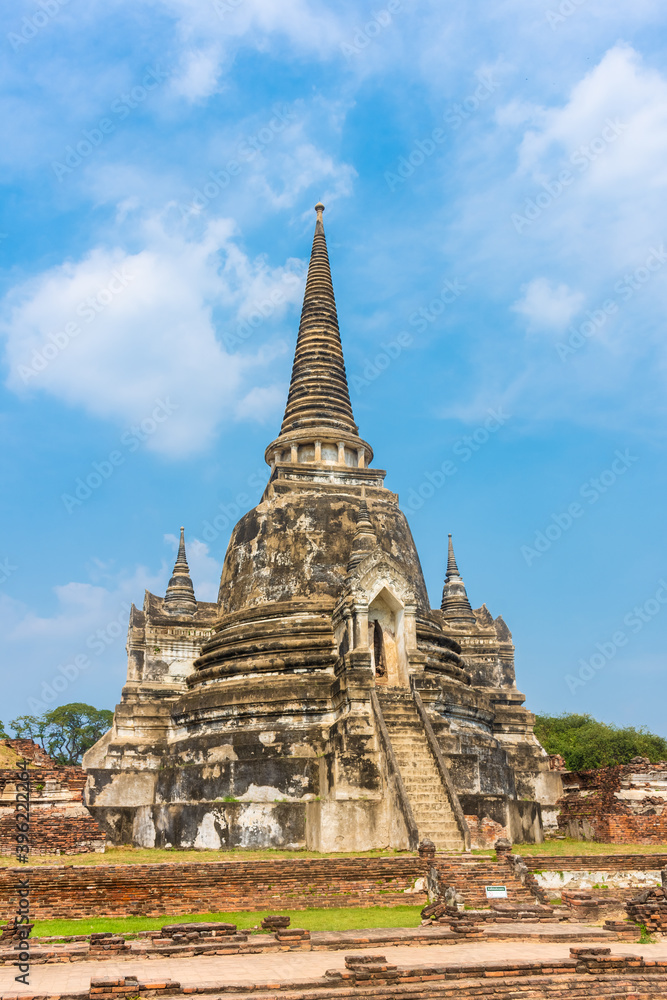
top-left (440, 534), bottom-right (476, 624)
top-left (264, 204), bottom-right (374, 472)
top-left (280, 203), bottom-right (358, 437)
top-left (347, 490), bottom-right (378, 573)
top-left (163, 527), bottom-right (197, 616)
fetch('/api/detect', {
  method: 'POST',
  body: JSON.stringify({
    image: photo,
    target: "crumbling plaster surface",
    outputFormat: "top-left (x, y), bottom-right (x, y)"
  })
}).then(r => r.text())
top-left (536, 869), bottom-right (661, 898)
top-left (82, 208), bottom-right (554, 852)
top-left (217, 485), bottom-right (430, 614)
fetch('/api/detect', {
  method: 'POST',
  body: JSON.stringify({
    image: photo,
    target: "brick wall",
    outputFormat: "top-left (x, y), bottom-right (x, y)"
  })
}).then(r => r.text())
top-left (0, 856), bottom-right (428, 919)
top-left (0, 740), bottom-right (107, 856)
top-left (605, 814), bottom-right (667, 843)
top-left (0, 812), bottom-right (106, 856)
top-left (0, 853), bottom-right (549, 920)
top-left (433, 857), bottom-right (536, 908)
top-left (558, 763), bottom-right (667, 844)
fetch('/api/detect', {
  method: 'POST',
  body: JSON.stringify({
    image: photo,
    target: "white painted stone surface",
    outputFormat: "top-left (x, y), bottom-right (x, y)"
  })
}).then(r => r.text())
top-left (194, 811), bottom-right (225, 849)
top-left (132, 806), bottom-right (156, 847)
top-left (536, 869), bottom-right (661, 895)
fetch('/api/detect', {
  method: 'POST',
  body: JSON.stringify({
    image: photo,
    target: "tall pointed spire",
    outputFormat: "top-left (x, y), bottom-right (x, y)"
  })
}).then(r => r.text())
top-left (264, 203), bottom-right (378, 481)
top-left (441, 534), bottom-right (476, 624)
top-left (280, 203), bottom-right (358, 438)
top-left (163, 527), bottom-right (197, 616)
top-left (347, 489), bottom-right (378, 573)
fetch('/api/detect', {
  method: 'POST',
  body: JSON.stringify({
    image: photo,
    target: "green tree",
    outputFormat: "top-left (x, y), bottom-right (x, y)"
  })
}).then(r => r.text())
top-left (0, 720), bottom-right (8, 738)
top-left (534, 713), bottom-right (667, 771)
top-left (10, 704), bottom-right (113, 765)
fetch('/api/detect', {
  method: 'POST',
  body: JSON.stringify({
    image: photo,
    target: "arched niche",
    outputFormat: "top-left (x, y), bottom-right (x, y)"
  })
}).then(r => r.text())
top-left (368, 586), bottom-right (407, 687)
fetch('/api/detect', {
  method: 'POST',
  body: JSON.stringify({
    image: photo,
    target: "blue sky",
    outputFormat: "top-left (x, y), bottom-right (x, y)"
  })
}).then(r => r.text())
top-left (1, 0), bottom-right (666, 735)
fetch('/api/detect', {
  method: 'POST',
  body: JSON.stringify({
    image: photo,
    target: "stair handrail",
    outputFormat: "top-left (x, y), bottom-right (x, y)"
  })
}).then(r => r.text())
top-left (411, 687), bottom-right (471, 851)
top-left (370, 689), bottom-right (420, 851)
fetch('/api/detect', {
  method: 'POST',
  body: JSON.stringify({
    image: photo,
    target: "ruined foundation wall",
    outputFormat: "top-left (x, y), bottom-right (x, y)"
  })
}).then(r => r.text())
top-left (0, 856), bottom-right (427, 919)
top-left (558, 763), bottom-right (667, 844)
top-left (0, 740), bottom-right (106, 856)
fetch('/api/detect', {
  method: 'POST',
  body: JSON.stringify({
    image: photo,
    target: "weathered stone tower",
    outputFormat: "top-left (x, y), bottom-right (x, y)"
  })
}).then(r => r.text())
top-left (84, 204), bottom-right (561, 851)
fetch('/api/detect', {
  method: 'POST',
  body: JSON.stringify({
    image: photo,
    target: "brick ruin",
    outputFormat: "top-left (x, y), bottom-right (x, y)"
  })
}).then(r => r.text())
top-left (557, 758), bottom-right (667, 843)
top-left (16, 949), bottom-right (667, 1000)
top-left (2, 847), bottom-right (665, 921)
top-left (82, 203), bottom-right (561, 854)
top-left (627, 886), bottom-right (667, 934)
top-left (0, 855), bottom-right (427, 920)
top-left (0, 738), bottom-right (106, 856)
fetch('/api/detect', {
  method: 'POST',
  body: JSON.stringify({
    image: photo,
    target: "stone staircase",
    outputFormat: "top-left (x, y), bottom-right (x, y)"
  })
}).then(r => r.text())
top-left (434, 856), bottom-right (538, 906)
top-left (376, 689), bottom-right (464, 852)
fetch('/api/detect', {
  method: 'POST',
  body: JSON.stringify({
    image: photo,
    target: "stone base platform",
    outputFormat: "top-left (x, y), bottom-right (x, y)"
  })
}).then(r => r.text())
top-left (0, 922), bottom-right (633, 968)
top-left (3, 933), bottom-right (663, 999)
top-left (2, 942), bottom-right (667, 1000)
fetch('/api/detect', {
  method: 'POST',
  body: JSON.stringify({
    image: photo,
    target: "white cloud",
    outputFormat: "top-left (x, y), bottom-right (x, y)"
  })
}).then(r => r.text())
top-left (517, 45), bottom-right (666, 176)
top-left (0, 562), bottom-right (158, 717)
top-left (156, 0), bottom-right (348, 102)
top-left (250, 142), bottom-right (357, 211)
top-left (6, 536), bottom-right (219, 655)
top-left (431, 43), bottom-right (667, 432)
top-left (171, 46), bottom-right (224, 102)
top-left (172, 0), bottom-right (346, 54)
top-left (74, 97), bottom-right (357, 236)
top-left (1, 215), bottom-right (304, 456)
top-left (0, 545), bottom-right (216, 718)
top-left (511, 45), bottom-right (667, 267)
top-left (9, 583), bottom-right (124, 643)
top-left (7, 576), bottom-right (152, 645)
top-left (234, 383), bottom-right (286, 423)
top-left (513, 278), bottom-right (584, 332)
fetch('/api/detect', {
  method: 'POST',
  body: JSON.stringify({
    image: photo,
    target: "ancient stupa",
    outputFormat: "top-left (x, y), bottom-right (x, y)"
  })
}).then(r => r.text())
top-left (84, 205), bottom-right (561, 851)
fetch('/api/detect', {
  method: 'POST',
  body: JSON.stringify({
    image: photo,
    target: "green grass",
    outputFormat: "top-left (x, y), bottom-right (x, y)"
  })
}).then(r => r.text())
top-left (6, 838), bottom-right (666, 871)
top-left (511, 839), bottom-right (667, 857)
top-left (0, 846), bottom-right (413, 868)
top-left (472, 838), bottom-right (667, 859)
top-left (34, 905), bottom-right (424, 939)
top-left (7, 838), bottom-right (665, 873)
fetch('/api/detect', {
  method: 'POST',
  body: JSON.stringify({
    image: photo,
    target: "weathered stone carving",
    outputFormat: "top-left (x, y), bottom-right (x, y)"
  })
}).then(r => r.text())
top-left (83, 204), bottom-right (558, 851)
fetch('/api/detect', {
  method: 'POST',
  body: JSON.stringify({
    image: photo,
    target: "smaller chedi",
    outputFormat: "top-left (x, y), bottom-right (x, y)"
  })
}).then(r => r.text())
top-left (84, 205), bottom-right (562, 851)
